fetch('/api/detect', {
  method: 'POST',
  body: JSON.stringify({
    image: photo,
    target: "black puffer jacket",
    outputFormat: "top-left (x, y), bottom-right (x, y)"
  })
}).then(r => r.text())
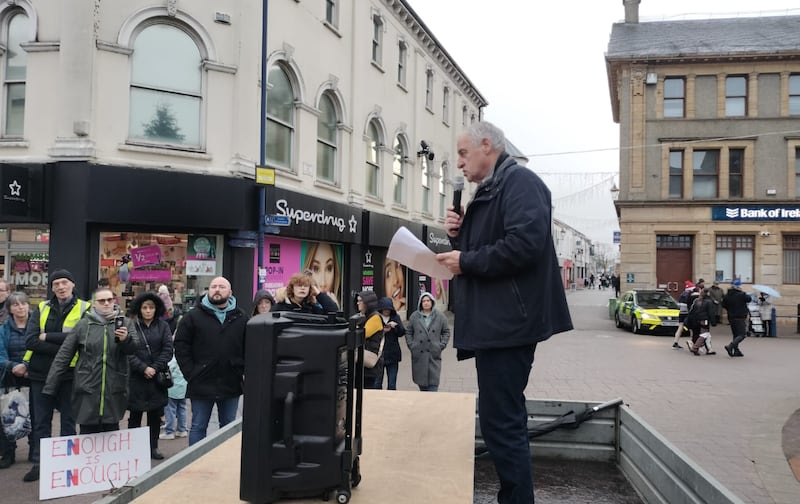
top-left (173, 296), bottom-right (246, 400)
top-left (722, 288), bottom-right (750, 319)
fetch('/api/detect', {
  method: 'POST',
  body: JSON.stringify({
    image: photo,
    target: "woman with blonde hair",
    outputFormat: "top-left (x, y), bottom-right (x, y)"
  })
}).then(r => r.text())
top-left (271, 273), bottom-right (338, 314)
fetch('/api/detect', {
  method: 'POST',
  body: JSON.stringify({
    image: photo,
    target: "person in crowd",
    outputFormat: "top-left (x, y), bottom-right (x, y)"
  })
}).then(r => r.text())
top-left (686, 288), bottom-right (716, 355)
top-left (384, 259), bottom-right (406, 314)
top-left (672, 281), bottom-right (695, 349)
top-left (611, 273), bottom-right (621, 298)
top-left (589, 273), bottom-right (595, 289)
top-left (757, 292), bottom-right (773, 337)
top-left (695, 278), bottom-right (706, 290)
top-left (436, 121), bottom-right (572, 504)
top-left (43, 287), bottom-right (137, 434)
top-left (376, 296), bottom-right (405, 390)
top-left (708, 281), bottom-right (724, 325)
top-left (0, 291), bottom-right (33, 469)
top-left (97, 278), bottom-right (119, 307)
top-left (252, 289), bottom-right (275, 316)
top-left (22, 269), bottom-right (90, 482)
top-left (722, 279), bottom-right (750, 357)
top-left (174, 277), bottom-right (246, 445)
top-left (405, 292), bottom-right (451, 392)
top-left (127, 292), bottom-right (174, 460)
top-left (271, 273), bottom-right (338, 314)
top-left (158, 285), bottom-right (182, 335)
top-left (0, 279), bottom-right (11, 325)
top-left (302, 242), bottom-right (342, 308)
top-left (355, 291), bottom-right (383, 390)
top-left (159, 352), bottom-right (188, 440)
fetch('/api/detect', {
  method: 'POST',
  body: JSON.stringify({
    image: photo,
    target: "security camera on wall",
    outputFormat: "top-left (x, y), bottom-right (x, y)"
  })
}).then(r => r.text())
top-left (760, 230), bottom-right (770, 237)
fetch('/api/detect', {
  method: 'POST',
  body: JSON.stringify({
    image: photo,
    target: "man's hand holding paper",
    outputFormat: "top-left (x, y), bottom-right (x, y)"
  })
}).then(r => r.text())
top-left (387, 227), bottom-right (454, 280)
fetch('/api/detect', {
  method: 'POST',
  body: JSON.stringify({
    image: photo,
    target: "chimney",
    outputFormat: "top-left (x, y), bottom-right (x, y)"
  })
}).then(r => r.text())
top-left (623, 0), bottom-right (640, 24)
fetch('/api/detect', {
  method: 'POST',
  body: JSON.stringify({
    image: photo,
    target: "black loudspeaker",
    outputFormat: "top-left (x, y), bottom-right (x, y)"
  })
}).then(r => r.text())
top-left (240, 312), bottom-right (365, 504)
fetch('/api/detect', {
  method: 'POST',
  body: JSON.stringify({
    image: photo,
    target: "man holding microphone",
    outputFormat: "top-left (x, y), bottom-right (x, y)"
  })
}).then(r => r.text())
top-left (437, 121), bottom-right (572, 504)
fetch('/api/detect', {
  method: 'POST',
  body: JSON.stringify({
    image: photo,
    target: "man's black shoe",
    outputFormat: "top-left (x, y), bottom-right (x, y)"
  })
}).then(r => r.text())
top-left (151, 449), bottom-right (164, 460)
top-left (733, 349), bottom-right (744, 357)
top-left (23, 464), bottom-right (39, 482)
top-left (724, 345), bottom-right (734, 357)
top-left (0, 452), bottom-right (15, 469)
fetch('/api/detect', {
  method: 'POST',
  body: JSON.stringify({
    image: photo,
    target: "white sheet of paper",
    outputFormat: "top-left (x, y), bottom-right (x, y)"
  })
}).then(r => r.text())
top-left (387, 226), bottom-right (454, 280)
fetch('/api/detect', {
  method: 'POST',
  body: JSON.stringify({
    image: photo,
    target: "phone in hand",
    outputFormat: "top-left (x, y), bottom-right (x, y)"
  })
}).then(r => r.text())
top-left (114, 316), bottom-right (125, 330)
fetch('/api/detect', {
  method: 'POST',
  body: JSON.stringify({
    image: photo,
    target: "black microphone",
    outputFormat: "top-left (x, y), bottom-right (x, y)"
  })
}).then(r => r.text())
top-left (452, 175), bottom-right (464, 216)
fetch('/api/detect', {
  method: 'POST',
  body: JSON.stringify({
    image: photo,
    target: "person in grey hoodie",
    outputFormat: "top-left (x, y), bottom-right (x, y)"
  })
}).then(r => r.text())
top-left (405, 292), bottom-right (450, 391)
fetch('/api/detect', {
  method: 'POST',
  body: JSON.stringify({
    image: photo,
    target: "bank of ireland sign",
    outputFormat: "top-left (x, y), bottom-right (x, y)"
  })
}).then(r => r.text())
top-left (712, 205), bottom-right (800, 221)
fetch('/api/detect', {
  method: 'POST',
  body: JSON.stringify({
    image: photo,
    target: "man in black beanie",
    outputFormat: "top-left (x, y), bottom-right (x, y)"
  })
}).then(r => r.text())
top-left (21, 269), bottom-right (90, 482)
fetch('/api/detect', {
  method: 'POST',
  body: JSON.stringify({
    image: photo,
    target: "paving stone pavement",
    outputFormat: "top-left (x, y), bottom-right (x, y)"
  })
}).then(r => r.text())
top-left (417, 287), bottom-right (800, 504)
top-left (3, 287), bottom-right (798, 503)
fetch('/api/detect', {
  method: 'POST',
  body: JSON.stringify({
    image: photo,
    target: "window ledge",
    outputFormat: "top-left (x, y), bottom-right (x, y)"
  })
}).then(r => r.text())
top-left (391, 203), bottom-right (409, 214)
top-left (275, 167), bottom-right (301, 181)
top-left (323, 21), bottom-right (342, 38)
top-left (314, 179), bottom-right (343, 194)
top-left (370, 61), bottom-right (385, 73)
top-left (119, 142), bottom-right (211, 160)
top-left (365, 194), bottom-right (383, 205)
top-left (0, 139), bottom-right (29, 148)
top-left (442, 119), bottom-right (450, 128)
top-left (397, 82), bottom-right (408, 93)
top-left (425, 106), bottom-right (434, 115)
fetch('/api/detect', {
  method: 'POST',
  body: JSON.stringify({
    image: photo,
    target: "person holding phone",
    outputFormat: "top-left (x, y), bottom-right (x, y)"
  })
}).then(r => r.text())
top-left (43, 287), bottom-right (138, 435)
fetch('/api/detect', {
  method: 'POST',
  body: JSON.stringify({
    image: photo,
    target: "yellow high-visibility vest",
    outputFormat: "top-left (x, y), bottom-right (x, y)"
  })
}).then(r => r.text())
top-left (23, 299), bottom-right (90, 367)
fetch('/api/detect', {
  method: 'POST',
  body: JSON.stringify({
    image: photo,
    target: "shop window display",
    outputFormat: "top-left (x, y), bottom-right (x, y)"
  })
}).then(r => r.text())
top-left (99, 232), bottom-right (222, 312)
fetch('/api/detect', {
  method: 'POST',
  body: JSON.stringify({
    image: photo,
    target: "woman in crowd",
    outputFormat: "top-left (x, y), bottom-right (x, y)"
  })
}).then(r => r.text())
top-left (686, 287), bottom-right (716, 355)
top-left (271, 273), bottom-right (338, 314)
top-left (127, 292), bottom-right (174, 460)
top-left (0, 292), bottom-right (33, 469)
top-left (252, 289), bottom-right (275, 315)
top-left (376, 296), bottom-right (405, 390)
top-left (43, 287), bottom-right (137, 433)
top-left (355, 291), bottom-right (383, 389)
top-left (405, 292), bottom-right (450, 391)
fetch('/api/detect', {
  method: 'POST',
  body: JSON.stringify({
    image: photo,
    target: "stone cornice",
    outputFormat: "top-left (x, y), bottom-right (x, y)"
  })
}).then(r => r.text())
top-left (383, 0), bottom-right (487, 109)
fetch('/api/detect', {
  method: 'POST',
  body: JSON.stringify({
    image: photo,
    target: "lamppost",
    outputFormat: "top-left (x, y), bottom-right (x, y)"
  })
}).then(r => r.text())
top-left (256, 0), bottom-right (272, 290)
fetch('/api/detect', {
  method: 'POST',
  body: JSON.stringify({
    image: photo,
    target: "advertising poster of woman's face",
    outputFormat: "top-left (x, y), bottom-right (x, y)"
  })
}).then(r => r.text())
top-left (302, 241), bottom-right (342, 306)
top-left (383, 258), bottom-right (406, 314)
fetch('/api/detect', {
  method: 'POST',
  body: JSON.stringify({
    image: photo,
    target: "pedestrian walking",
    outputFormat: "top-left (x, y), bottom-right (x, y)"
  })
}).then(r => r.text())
top-left (0, 291), bottom-right (33, 469)
top-left (685, 288), bottom-right (716, 355)
top-left (436, 121), bottom-right (572, 504)
top-left (159, 354), bottom-right (188, 440)
top-left (722, 279), bottom-right (749, 357)
top-left (355, 291), bottom-right (383, 390)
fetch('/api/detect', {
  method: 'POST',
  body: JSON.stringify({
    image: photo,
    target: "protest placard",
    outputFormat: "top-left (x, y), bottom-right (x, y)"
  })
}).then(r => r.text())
top-left (40, 427), bottom-right (151, 500)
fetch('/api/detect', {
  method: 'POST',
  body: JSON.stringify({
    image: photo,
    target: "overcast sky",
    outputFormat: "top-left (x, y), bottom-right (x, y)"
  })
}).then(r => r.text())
top-left (409, 0), bottom-right (800, 244)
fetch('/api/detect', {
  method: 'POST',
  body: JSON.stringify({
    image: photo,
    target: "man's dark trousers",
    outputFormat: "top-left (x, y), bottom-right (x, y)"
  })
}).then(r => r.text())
top-left (29, 380), bottom-right (76, 462)
top-left (730, 318), bottom-right (747, 349)
top-left (475, 344), bottom-right (537, 504)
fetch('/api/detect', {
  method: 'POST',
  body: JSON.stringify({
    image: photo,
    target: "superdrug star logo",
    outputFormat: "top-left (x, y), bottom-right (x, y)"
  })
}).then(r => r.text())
top-left (8, 179), bottom-right (21, 196)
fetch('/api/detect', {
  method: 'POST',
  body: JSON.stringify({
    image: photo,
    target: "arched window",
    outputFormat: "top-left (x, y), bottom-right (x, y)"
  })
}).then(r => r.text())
top-left (129, 23), bottom-right (202, 147)
top-left (266, 65), bottom-right (295, 170)
top-left (392, 136), bottom-right (407, 205)
top-left (366, 120), bottom-right (381, 197)
top-left (317, 92), bottom-right (338, 182)
top-left (2, 10), bottom-right (31, 137)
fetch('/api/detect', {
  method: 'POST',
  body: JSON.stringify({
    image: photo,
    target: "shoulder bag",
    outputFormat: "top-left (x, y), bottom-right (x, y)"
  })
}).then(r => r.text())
top-left (137, 321), bottom-right (174, 389)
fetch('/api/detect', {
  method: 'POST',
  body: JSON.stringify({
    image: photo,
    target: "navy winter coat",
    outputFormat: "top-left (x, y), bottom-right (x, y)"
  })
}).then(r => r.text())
top-left (451, 154), bottom-right (573, 353)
